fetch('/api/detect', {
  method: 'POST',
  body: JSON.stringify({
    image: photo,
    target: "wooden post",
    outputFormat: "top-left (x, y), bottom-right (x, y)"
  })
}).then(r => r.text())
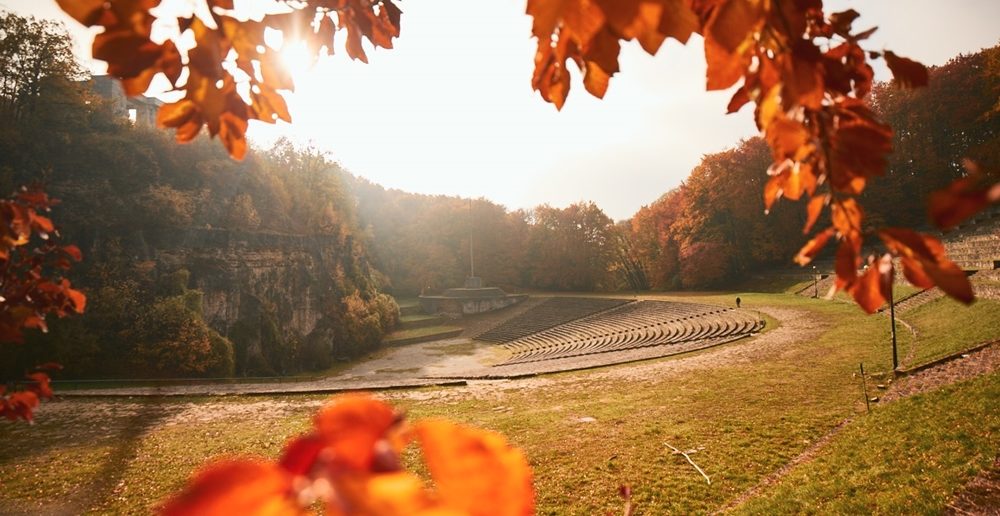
top-left (889, 288), bottom-right (898, 371)
top-left (859, 363), bottom-right (871, 414)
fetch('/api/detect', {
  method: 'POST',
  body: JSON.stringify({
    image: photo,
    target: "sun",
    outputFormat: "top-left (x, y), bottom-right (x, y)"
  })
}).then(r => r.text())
top-left (278, 39), bottom-right (315, 79)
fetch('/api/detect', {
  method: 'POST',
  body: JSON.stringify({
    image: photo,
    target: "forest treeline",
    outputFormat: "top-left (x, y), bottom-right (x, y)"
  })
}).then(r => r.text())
top-left (0, 11), bottom-right (995, 378)
top-left (0, 13), bottom-right (396, 379)
top-left (354, 43), bottom-right (998, 293)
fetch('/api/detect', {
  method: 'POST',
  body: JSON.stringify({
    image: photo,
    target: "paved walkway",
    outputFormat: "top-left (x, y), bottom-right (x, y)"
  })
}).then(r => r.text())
top-left (62, 306), bottom-right (773, 397)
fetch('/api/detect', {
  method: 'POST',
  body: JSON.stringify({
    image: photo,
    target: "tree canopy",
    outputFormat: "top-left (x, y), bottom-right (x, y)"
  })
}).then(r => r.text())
top-left (53, 0), bottom-right (1000, 314)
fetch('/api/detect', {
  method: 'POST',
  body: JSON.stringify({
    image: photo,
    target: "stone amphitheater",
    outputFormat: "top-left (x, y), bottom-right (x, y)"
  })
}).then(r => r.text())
top-left (485, 298), bottom-right (762, 366)
top-left (795, 207), bottom-right (1000, 308)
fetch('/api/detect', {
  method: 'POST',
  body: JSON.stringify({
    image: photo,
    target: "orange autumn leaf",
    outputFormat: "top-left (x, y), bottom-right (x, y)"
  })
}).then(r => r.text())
top-left (159, 460), bottom-right (300, 516)
top-left (928, 161), bottom-right (1000, 230)
top-left (803, 194), bottom-right (828, 235)
top-left (704, 0), bottom-right (760, 54)
top-left (878, 227), bottom-right (973, 304)
top-left (416, 419), bottom-right (535, 516)
top-left (325, 473), bottom-right (433, 516)
top-left (795, 227), bottom-right (834, 266)
top-left (313, 393), bottom-right (403, 472)
top-left (831, 198), bottom-right (863, 239)
top-left (2, 391), bottom-right (40, 422)
top-left (704, 34), bottom-right (749, 91)
top-left (849, 254), bottom-right (893, 314)
top-left (834, 236), bottom-right (862, 290)
top-left (726, 85), bottom-right (750, 113)
top-left (884, 50), bottom-right (929, 89)
top-left (765, 117), bottom-right (810, 163)
top-left (25, 372), bottom-right (54, 399)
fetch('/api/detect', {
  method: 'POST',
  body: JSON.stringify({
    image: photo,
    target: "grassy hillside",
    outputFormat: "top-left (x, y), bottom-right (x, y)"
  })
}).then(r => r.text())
top-left (0, 292), bottom-right (996, 514)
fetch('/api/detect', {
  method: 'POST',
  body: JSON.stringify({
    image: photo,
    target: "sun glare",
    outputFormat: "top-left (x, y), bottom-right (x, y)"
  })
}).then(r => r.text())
top-left (278, 40), bottom-right (315, 81)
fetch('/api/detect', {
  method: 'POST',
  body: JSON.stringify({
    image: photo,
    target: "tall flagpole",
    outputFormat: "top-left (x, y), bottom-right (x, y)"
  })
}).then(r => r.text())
top-left (469, 198), bottom-right (475, 278)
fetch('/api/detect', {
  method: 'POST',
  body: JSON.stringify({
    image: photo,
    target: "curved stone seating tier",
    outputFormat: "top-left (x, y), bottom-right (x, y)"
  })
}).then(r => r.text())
top-left (939, 212), bottom-right (1000, 272)
top-left (475, 297), bottom-right (633, 343)
top-left (495, 301), bottom-right (764, 366)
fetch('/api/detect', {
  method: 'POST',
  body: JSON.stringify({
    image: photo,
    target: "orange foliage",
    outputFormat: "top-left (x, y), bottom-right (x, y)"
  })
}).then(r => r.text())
top-left (524, 0), bottom-right (995, 312)
top-left (160, 394), bottom-right (534, 516)
top-left (60, 0), bottom-right (999, 313)
top-left (56, 0), bottom-right (400, 160)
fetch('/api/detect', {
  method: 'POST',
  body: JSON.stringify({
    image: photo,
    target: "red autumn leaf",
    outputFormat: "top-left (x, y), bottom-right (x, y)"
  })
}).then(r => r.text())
top-left (705, 0), bottom-right (760, 53)
top-left (726, 85), bottom-right (750, 113)
top-left (25, 372), bottom-right (53, 399)
top-left (884, 50), bottom-right (929, 89)
top-left (65, 286), bottom-right (87, 313)
top-left (63, 245), bottom-right (83, 262)
top-left (900, 256), bottom-right (934, 290)
top-left (849, 254), bottom-right (893, 314)
top-left (313, 394), bottom-right (402, 472)
top-left (2, 391), bottom-right (40, 422)
top-left (219, 112), bottom-right (249, 161)
top-left (831, 198), bottom-right (863, 239)
top-left (416, 419), bottom-right (535, 516)
top-left (764, 162), bottom-right (817, 210)
top-left (879, 228), bottom-right (974, 304)
top-left (159, 460), bottom-right (299, 516)
top-left (250, 87), bottom-right (292, 125)
top-left (783, 40), bottom-right (825, 110)
top-left (928, 167), bottom-right (1000, 230)
top-left (803, 194), bottom-right (827, 234)
top-left (834, 237), bottom-right (863, 291)
top-left (531, 37), bottom-right (574, 110)
top-left (796, 227), bottom-right (835, 266)
top-left (120, 40), bottom-right (183, 96)
top-left (827, 9), bottom-right (860, 37)
top-left (704, 34), bottom-right (750, 91)
top-left (657, 0), bottom-right (700, 45)
top-left (581, 29), bottom-right (622, 98)
top-left (278, 434), bottom-right (324, 477)
top-left (828, 115), bottom-right (893, 193)
top-left (765, 117), bottom-right (810, 162)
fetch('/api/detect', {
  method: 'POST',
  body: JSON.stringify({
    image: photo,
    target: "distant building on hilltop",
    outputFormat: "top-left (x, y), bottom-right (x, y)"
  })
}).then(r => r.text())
top-left (86, 75), bottom-right (162, 128)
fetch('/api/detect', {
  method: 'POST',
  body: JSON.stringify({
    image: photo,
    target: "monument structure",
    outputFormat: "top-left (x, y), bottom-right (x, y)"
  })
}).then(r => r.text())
top-left (418, 200), bottom-right (527, 316)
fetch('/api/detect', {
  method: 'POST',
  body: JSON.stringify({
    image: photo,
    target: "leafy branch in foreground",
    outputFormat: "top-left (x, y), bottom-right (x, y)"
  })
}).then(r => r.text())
top-left (160, 394), bottom-right (534, 515)
top-left (1, 187), bottom-right (84, 422)
top-left (56, 0), bottom-right (400, 160)
top-left (525, 0), bottom-right (998, 312)
top-left (58, 0), bottom-right (997, 313)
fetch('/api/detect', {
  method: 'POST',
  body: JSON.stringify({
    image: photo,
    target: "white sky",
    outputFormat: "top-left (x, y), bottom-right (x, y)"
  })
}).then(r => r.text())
top-left (3, 1), bottom-right (999, 220)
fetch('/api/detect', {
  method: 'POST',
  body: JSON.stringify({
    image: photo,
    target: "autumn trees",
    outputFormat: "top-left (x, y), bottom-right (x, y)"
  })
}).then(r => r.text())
top-left (0, 12), bottom-right (83, 121)
top-left (0, 15), bottom-right (87, 418)
top-left (624, 45), bottom-right (999, 291)
top-left (0, 49), bottom-right (398, 379)
top-left (56, 0), bottom-right (1000, 314)
top-left (347, 179), bottom-right (626, 295)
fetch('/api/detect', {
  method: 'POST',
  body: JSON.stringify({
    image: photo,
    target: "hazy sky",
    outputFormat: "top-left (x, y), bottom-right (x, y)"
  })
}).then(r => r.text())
top-left (4, 1), bottom-right (999, 219)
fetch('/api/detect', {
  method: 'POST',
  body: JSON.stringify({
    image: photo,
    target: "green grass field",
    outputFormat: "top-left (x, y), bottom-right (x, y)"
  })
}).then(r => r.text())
top-left (0, 292), bottom-right (996, 514)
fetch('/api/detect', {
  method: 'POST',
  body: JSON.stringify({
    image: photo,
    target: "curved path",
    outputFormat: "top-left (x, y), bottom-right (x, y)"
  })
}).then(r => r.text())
top-left (60, 305), bottom-right (781, 398)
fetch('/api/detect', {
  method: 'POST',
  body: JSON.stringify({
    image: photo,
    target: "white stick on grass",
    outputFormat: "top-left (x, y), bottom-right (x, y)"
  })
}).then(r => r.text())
top-left (666, 442), bottom-right (711, 485)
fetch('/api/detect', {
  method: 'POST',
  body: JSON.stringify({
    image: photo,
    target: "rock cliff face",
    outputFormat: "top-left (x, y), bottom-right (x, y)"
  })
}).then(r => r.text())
top-left (117, 227), bottom-right (378, 375)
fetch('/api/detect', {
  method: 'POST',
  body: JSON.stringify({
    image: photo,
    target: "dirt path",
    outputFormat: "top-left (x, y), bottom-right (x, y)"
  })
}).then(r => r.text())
top-left (382, 306), bottom-right (822, 402)
top-left (62, 304), bottom-right (784, 397)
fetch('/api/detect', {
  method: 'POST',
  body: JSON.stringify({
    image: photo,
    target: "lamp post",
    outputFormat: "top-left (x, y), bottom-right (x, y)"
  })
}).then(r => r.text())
top-left (889, 285), bottom-right (898, 371)
top-left (812, 265), bottom-right (818, 298)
